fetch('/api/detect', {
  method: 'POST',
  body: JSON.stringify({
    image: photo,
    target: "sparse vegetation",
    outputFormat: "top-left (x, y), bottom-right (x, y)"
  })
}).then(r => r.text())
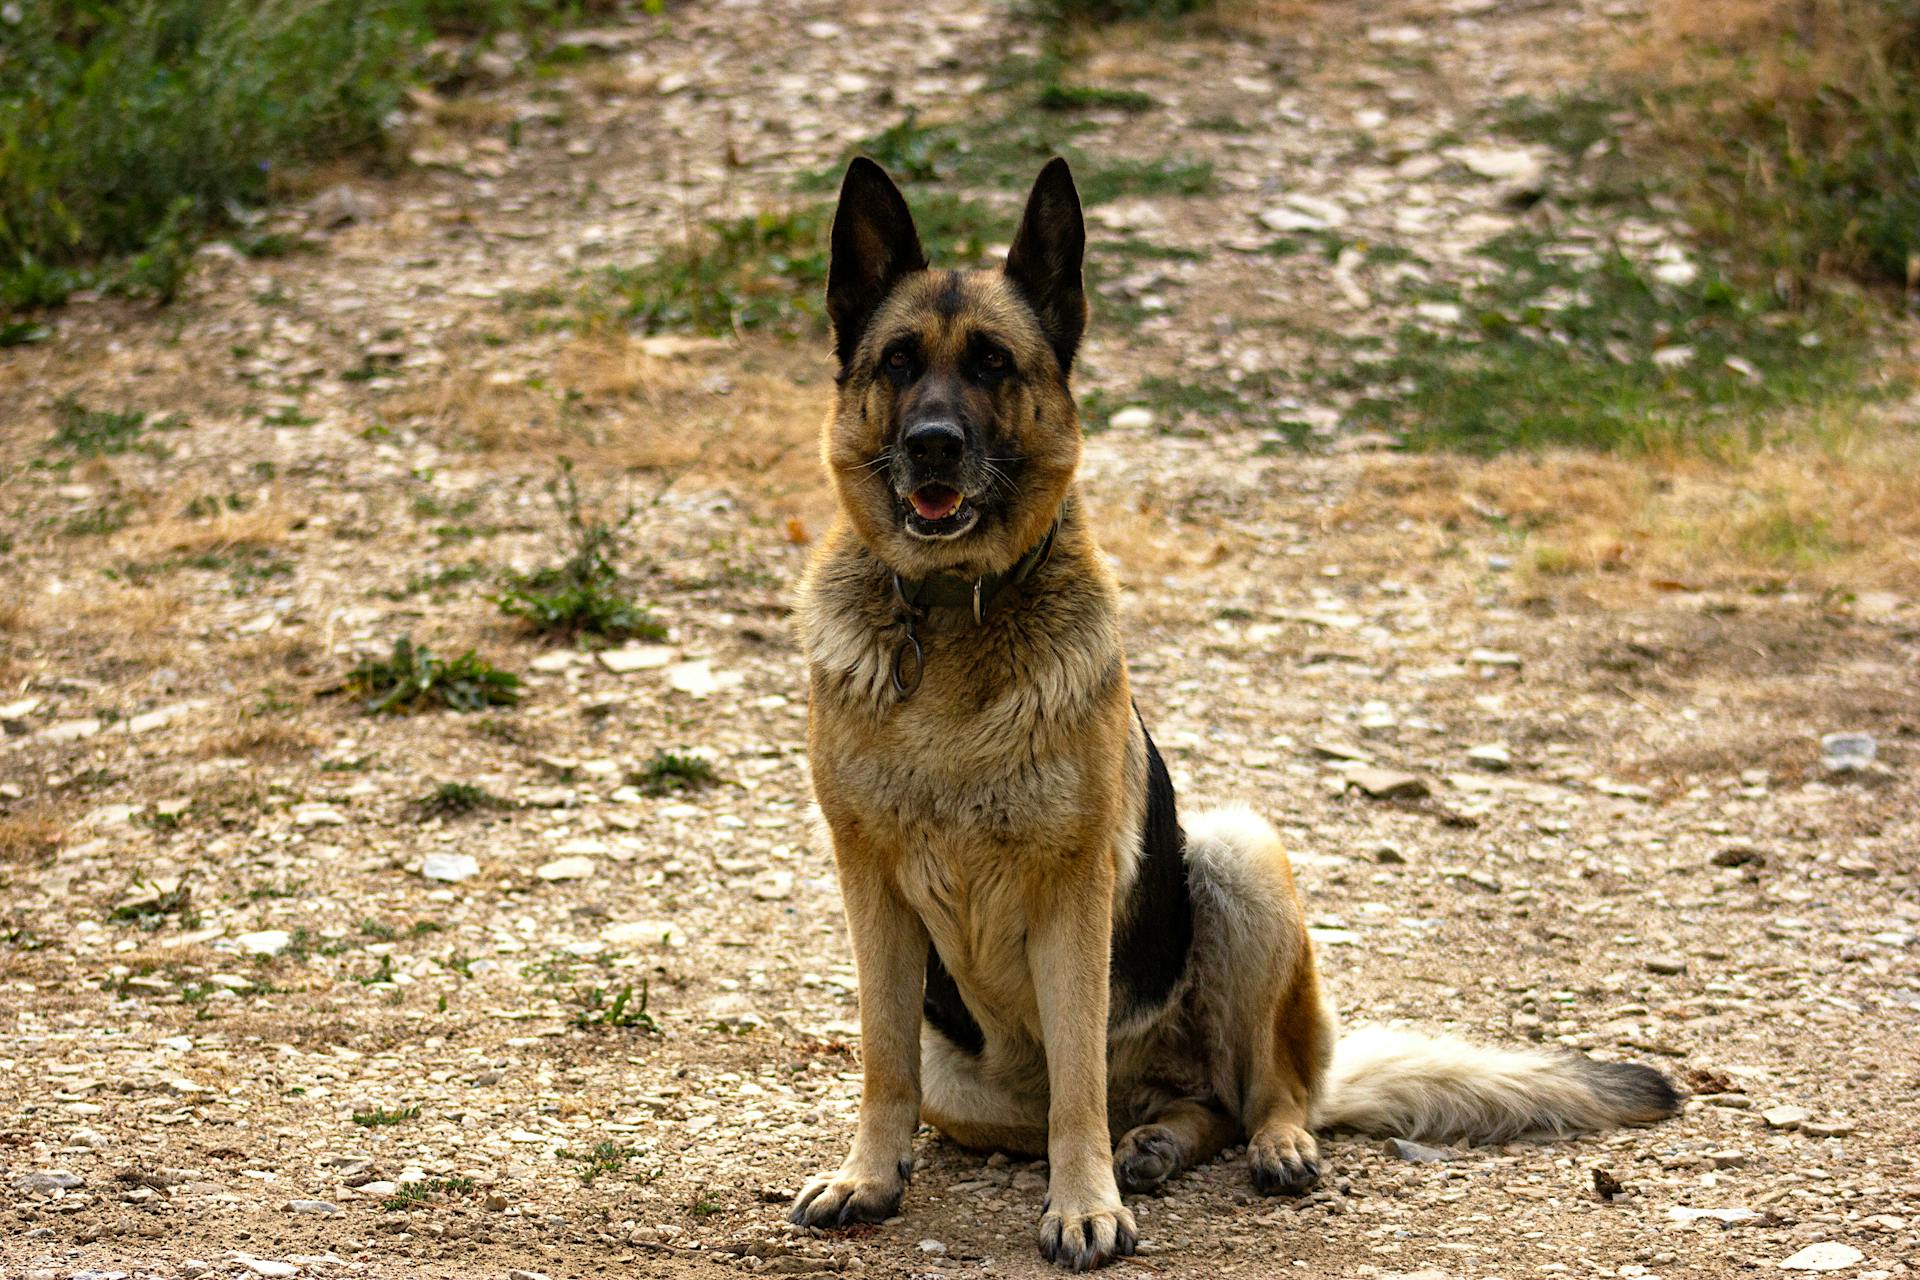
top-left (342, 637), bottom-right (522, 714)
top-left (561, 1140), bottom-right (642, 1184)
top-left (569, 981), bottom-right (658, 1031)
top-left (497, 461), bottom-right (665, 642)
top-left (629, 750), bottom-right (721, 796)
top-left (47, 398), bottom-right (184, 458)
top-left (351, 1104), bottom-right (420, 1127)
top-left (413, 781), bottom-right (512, 818)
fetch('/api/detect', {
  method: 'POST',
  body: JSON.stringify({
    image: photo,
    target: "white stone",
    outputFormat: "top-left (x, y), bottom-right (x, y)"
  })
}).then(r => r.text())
top-left (665, 659), bottom-right (741, 698)
top-left (1107, 406), bottom-right (1155, 431)
top-left (420, 853), bottom-right (478, 883)
top-left (597, 645), bottom-right (674, 674)
top-left (535, 856), bottom-right (595, 882)
top-left (236, 930), bottom-right (292, 956)
top-left (1779, 1243), bottom-right (1865, 1272)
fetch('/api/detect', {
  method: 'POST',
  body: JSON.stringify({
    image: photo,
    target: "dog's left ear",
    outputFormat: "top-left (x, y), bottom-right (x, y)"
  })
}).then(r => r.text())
top-left (1004, 157), bottom-right (1087, 379)
top-left (827, 157), bottom-right (927, 372)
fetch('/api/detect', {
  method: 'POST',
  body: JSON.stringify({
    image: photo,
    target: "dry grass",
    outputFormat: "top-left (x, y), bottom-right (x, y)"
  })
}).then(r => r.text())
top-left (388, 333), bottom-right (833, 519)
top-left (1335, 409), bottom-right (1920, 598)
top-left (0, 812), bottom-right (65, 863)
top-left (115, 495), bottom-right (293, 560)
top-left (194, 719), bottom-right (325, 761)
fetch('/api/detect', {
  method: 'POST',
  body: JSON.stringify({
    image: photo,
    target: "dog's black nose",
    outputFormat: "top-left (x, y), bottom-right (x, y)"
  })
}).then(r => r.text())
top-left (902, 421), bottom-right (965, 469)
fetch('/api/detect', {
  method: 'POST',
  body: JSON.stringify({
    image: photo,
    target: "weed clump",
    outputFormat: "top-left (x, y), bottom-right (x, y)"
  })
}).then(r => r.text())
top-left (413, 781), bottom-right (511, 818)
top-left (629, 751), bottom-right (721, 796)
top-left (343, 637), bottom-right (521, 715)
top-left (497, 461), bottom-right (664, 642)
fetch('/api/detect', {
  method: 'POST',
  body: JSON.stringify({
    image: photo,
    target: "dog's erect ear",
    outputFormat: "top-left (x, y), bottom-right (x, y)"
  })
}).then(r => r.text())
top-left (1003, 157), bottom-right (1087, 379)
top-left (827, 158), bottom-right (927, 371)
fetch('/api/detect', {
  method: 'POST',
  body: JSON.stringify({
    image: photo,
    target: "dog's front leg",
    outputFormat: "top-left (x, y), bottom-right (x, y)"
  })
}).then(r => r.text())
top-left (791, 848), bottom-right (926, 1227)
top-left (1029, 880), bottom-right (1136, 1271)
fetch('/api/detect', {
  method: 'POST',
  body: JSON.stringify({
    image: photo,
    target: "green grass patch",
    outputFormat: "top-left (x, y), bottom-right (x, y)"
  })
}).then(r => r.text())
top-left (629, 750), bottom-right (720, 796)
top-left (1331, 232), bottom-right (1875, 453)
top-left (414, 781), bottom-right (511, 818)
top-left (497, 460), bottom-right (664, 641)
top-left (47, 397), bottom-right (186, 458)
top-left (561, 1140), bottom-right (641, 1184)
top-left (342, 637), bottom-right (521, 714)
top-left (569, 981), bottom-right (659, 1031)
top-left (351, 1104), bottom-right (420, 1127)
top-left (1081, 372), bottom-right (1313, 444)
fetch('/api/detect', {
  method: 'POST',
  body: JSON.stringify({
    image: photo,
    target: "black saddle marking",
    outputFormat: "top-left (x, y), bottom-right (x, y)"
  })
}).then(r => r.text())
top-left (924, 940), bottom-right (985, 1056)
top-left (1111, 711), bottom-right (1193, 1022)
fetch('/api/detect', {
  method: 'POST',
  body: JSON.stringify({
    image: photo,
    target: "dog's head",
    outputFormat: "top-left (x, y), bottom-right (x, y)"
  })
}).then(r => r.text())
top-left (821, 157), bottom-right (1086, 579)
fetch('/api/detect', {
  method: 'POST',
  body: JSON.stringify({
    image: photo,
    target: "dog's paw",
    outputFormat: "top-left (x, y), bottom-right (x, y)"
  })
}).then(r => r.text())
top-left (789, 1161), bottom-right (908, 1228)
top-left (1113, 1123), bottom-right (1181, 1196)
top-left (1249, 1123), bottom-right (1321, 1197)
top-left (1037, 1192), bottom-right (1137, 1271)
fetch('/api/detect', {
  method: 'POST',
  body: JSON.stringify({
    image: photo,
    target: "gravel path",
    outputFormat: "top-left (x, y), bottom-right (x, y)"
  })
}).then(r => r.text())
top-left (3, 2), bottom-right (1916, 1279)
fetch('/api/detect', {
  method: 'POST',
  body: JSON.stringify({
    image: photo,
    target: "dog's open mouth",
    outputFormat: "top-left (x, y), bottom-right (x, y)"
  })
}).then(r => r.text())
top-left (904, 484), bottom-right (977, 539)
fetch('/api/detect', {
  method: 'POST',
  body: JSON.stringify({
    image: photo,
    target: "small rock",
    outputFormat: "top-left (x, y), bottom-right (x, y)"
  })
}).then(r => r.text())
top-left (1713, 846), bottom-right (1765, 868)
top-left (665, 659), bottom-right (742, 699)
top-left (752, 869), bottom-right (795, 901)
top-left (242, 1260), bottom-right (301, 1279)
top-left (235, 930), bottom-right (291, 956)
top-left (598, 645), bottom-right (675, 674)
top-left (1107, 406), bottom-right (1155, 431)
top-left (1705, 1150), bottom-right (1749, 1169)
top-left (1763, 1105), bottom-right (1812, 1130)
top-left (1819, 732), bottom-right (1876, 775)
top-left (291, 804), bottom-right (346, 827)
top-left (509, 1271), bottom-right (551, 1280)
top-left (1467, 744), bottom-right (1511, 771)
top-left (1669, 1206), bottom-right (1760, 1225)
top-left (1385, 1138), bottom-right (1457, 1162)
top-left (1778, 1242), bottom-right (1865, 1272)
top-left (1347, 768), bottom-right (1430, 800)
top-left (484, 1191), bottom-right (510, 1212)
top-left (1645, 956), bottom-right (1687, 976)
top-left (1800, 1119), bottom-right (1856, 1138)
top-left (535, 856), bottom-right (595, 882)
top-left (13, 1170), bottom-right (84, 1192)
top-left (1468, 648), bottom-right (1522, 668)
top-left (1311, 739), bottom-right (1374, 763)
top-left (420, 853), bottom-right (478, 883)
top-left (286, 1200), bottom-right (339, 1215)
top-left (917, 1240), bottom-right (948, 1256)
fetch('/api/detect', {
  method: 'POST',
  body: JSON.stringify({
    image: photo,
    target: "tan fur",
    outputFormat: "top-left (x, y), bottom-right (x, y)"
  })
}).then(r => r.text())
top-left (791, 161), bottom-right (1679, 1272)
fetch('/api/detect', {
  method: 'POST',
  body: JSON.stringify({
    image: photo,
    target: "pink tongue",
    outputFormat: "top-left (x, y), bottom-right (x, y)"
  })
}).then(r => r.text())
top-left (911, 486), bottom-right (962, 520)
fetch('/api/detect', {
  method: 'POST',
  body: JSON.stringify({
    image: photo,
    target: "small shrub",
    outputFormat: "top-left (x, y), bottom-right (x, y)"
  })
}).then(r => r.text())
top-left (343, 637), bottom-right (521, 714)
top-left (629, 750), bottom-right (720, 796)
top-left (414, 781), bottom-right (511, 818)
top-left (497, 460), bottom-right (664, 642)
top-left (352, 1104), bottom-right (420, 1127)
top-left (569, 981), bottom-right (658, 1031)
top-left (561, 1140), bottom-right (639, 1184)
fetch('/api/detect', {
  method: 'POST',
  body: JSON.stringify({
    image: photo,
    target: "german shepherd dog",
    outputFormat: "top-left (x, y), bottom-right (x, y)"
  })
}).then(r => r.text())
top-left (791, 157), bottom-right (1681, 1271)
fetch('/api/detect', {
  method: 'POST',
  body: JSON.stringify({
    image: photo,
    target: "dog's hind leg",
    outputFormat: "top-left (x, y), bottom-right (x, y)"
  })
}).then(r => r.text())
top-left (1113, 1096), bottom-right (1238, 1195)
top-left (1183, 805), bottom-right (1337, 1197)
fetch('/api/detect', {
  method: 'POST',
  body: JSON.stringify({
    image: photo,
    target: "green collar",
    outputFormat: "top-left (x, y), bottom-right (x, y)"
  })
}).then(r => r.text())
top-left (885, 518), bottom-right (1060, 699)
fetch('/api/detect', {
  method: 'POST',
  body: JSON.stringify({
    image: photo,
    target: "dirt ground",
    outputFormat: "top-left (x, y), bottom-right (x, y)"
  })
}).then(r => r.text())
top-left (3, 1), bottom-right (1917, 1278)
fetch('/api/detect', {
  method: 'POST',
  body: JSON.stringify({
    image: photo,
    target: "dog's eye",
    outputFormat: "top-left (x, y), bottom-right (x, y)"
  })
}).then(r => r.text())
top-left (887, 349), bottom-right (911, 370)
top-left (981, 351), bottom-right (1006, 371)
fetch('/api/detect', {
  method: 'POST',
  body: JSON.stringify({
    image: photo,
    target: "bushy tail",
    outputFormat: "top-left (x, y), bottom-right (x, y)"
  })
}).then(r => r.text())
top-left (1312, 1026), bottom-right (1682, 1145)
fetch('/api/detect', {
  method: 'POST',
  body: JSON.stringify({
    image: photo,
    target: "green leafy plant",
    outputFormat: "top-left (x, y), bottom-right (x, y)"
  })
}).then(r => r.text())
top-left (569, 981), bottom-right (658, 1031)
top-left (629, 750), bottom-right (721, 797)
top-left (343, 637), bottom-right (521, 714)
top-left (497, 460), bottom-right (664, 642)
top-left (413, 781), bottom-right (511, 818)
top-left (352, 1104), bottom-right (420, 1127)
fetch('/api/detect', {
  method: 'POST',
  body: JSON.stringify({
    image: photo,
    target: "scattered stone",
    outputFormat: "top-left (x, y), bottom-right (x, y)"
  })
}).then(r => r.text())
top-left (1107, 406), bottom-right (1155, 431)
top-left (1801, 1119), bottom-right (1856, 1138)
top-left (752, 869), bottom-right (796, 901)
top-left (1466, 744), bottom-right (1511, 771)
top-left (1669, 1206), bottom-right (1761, 1225)
top-left (241, 1259), bottom-right (300, 1279)
top-left (236, 930), bottom-right (292, 957)
top-left (665, 659), bottom-right (743, 698)
top-left (509, 1271), bottom-right (552, 1280)
top-left (1705, 1150), bottom-right (1749, 1169)
top-left (1698, 1093), bottom-right (1752, 1109)
top-left (13, 1170), bottom-right (83, 1192)
top-left (1385, 1138), bottom-right (1458, 1162)
top-left (535, 856), bottom-right (595, 882)
top-left (287, 1199), bottom-right (340, 1215)
top-left (291, 804), bottom-right (346, 827)
top-left (1467, 648), bottom-right (1522, 668)
top-left (420, 853), bottom-right (479, 883)
top-left (917, 1241), bottom-right (948, 1256)
top-left (1347, 768), bottom-right (1430, 800)
top-left (1713, 846), bottom-right (1766, 868)
top-left (1311, 739), bottom-right (1374, 763)
top-left (1819, 732), bottom-right (1877, 775)
top-left (1763, 1105), bottom-right (1812, 1130)
top-left (1778, 1242), bottom-right (1865, 1272)
top-left (598, 645), bottom-right (675, 674)
top-left (1645, 956), bottom-right (1687, 976)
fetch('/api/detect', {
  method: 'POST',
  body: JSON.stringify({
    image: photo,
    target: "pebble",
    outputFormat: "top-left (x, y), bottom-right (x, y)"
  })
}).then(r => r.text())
top-left (1644, 955), bottom-right (1687, 975)
top-left (13, 1170), bottom-right (83, 1192)
top-left (1779, 1242), bottom-right (1866, 1272)
top-left (420, 852), bottom-right (479, 883)
top-left (242, 1260), bottom-right (300, 1279)
top-left (236, 929), bottom-right (292, 956)
top-left (535, 855), bottom-right (596, 881)
top-left (1107, 406), bottom-right (1155, 431)
top-left (509, 1271), bottom-right (552, 1280)
top-left (1801, 1119), bottom-right (1856, 1138)
top-left (1347, 767), bottom-right (1430, 800)
top-left (1385, 1138), bottom-right (1458, 1162)
top-left (598, 645), bottom-right (675, 674)
top-left (290, 804), bottom-right (346, 827)
top-left (917, 1240), bottom-right (949, 1256)
top-left (752, 869), bottom-right (796, 901)
top-left (1466, 743), bottom-right (1511, 770)
top-left (1668, 1206), bottom-right (1760, 1224)
top-left (1819, 732), bottom-right (1877, 774)
top-left (1763, 1105), bottom-right (1812, 1130)
top-left (287, 1199), bottom-right (340, 1214)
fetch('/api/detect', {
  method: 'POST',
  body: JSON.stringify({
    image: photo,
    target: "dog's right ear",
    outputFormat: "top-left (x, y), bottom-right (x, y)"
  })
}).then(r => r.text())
top-left (827, 158), bottom-right (926, 372)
